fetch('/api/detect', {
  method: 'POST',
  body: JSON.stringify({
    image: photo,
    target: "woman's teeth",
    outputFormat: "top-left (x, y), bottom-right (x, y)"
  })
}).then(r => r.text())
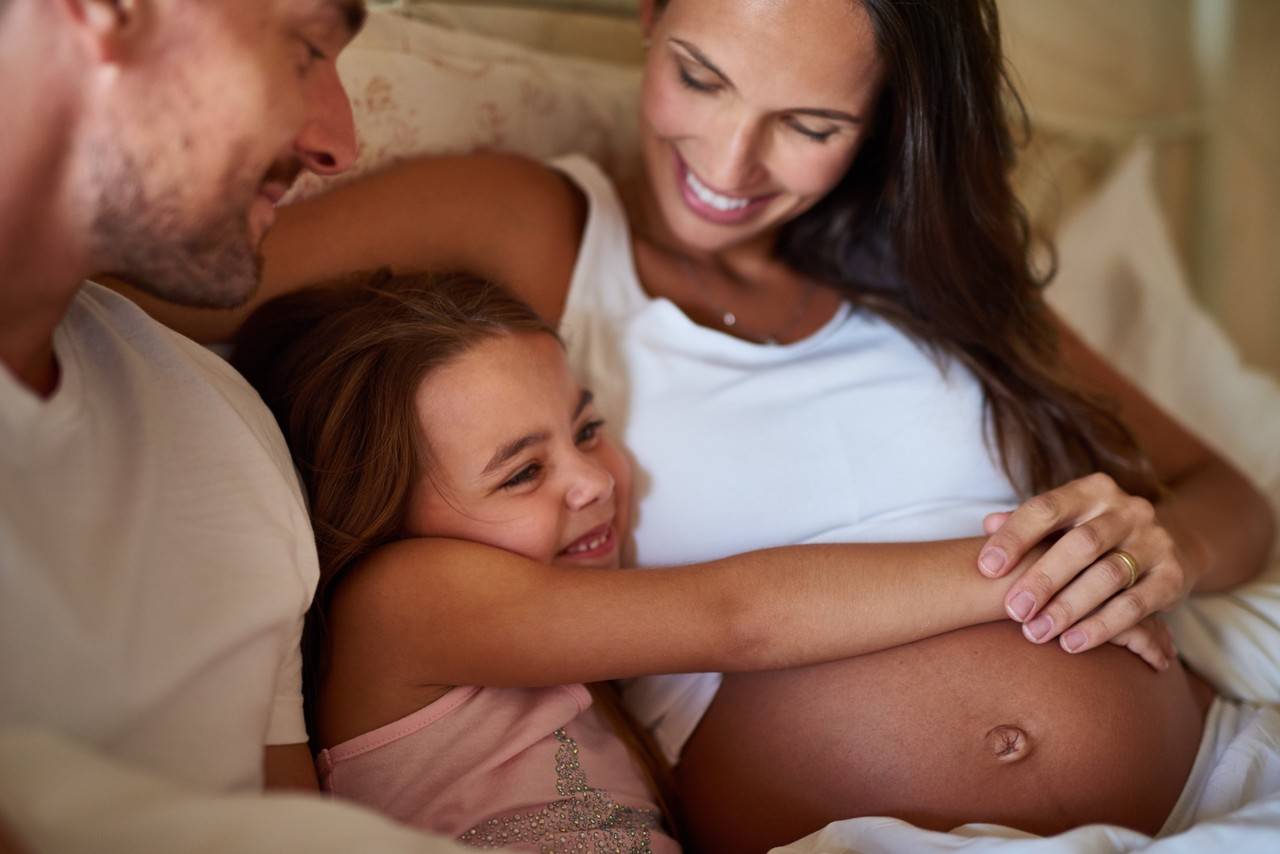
top-left (564, 531), bottom-right (609, 555)
top-left (685, 169), bottom-right (751, 211)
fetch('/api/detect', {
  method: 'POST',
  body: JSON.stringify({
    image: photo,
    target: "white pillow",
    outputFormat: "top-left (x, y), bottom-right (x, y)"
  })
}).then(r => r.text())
top-left (1048, 143), bottom-right (1280, 699)
top-left (287, 7), bottom-right (642, 204)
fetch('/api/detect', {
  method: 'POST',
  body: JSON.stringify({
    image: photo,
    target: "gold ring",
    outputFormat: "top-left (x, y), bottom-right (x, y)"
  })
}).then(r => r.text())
top-left (1110, 549), bottom-right (1140, 590)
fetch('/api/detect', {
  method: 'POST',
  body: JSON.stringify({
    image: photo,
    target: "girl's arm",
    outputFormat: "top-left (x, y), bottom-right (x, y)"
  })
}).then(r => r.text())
top-left (325, 535), bottom-right (1170, 699)
top-left (105, 154), bottom-right (584, 343)
top-left (978, 318), bottom-right (1275, 652)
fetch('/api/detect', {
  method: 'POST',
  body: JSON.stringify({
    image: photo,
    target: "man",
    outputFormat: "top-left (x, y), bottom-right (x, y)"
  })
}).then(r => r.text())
top-left (0, 1), bottom-right (472, 850)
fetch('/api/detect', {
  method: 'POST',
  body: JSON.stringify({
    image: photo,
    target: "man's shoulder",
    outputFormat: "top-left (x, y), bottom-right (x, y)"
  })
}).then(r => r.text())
top-left (73, 282), bottom-right (306, 503)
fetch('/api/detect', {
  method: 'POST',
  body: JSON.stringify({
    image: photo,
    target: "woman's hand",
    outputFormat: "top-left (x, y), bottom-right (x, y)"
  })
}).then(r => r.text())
top-left (976, 473), bottom-right (1196, 656)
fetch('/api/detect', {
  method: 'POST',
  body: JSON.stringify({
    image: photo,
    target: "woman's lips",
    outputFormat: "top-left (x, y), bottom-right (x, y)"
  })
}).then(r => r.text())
top-left (674, 150), bottom-right (776, 226)
top-left (558, 524), bottom-right (617, 560)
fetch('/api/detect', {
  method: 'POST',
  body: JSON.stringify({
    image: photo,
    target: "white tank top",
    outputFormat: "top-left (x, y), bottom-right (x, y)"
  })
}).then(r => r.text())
top-left (553, 155), bottom-right (1020, 762)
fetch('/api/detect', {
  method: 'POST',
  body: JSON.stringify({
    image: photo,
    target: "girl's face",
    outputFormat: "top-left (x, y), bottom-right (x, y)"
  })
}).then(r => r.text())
top-left (638, 0), bottom-right (884, 253)
top-left (404, 333), bottom-right (632, 570)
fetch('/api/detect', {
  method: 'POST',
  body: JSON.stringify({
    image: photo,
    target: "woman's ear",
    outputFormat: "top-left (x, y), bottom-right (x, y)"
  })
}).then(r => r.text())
top-left (638, 0), bottom-right (659, 40)
top-left (60, 0), bottom-right (146, 63)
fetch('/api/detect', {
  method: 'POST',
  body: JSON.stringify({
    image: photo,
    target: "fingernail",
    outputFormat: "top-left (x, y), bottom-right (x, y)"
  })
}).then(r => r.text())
top-left (1025, 614), bottom-right (1053, 641)
top-left (979, 547), bottom-right (1007, 576)
top-left (1008, 591), bottom-right (1035, 621)
top-left (1062, 629), bottom-right (1086, 652)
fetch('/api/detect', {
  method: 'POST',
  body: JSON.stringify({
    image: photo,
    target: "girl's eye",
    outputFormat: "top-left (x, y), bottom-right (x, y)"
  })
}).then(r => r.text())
top-left (785, 117), bottom-right (838, 144)
top-left (677, 66), bottom-right (720, 94)
top-left (575, 419), bottom-right (606, 446)
top-left (499, 462), bottom-right (542, 491)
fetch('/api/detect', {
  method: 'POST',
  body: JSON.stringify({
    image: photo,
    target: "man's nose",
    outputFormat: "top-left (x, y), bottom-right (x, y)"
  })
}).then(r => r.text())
top-left (295, 65), bottom-right (358, 176)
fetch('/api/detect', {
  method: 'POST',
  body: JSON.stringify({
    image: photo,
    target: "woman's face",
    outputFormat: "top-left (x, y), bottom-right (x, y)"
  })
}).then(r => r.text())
top-left (404, 332), bottom-right (632, 570)
top-left (638, 0), bottom-right (884, 253)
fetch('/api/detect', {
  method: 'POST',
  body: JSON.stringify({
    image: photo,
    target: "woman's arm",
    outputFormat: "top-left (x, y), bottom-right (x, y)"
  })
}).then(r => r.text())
top-left (106, 153), bottom-right (585, 342)
top-left (978, 317), bottom-right (1275, 652)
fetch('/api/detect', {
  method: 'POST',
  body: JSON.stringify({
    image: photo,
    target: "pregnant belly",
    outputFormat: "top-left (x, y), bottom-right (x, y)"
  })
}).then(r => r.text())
top-left (676, 621), bottom-right (1212, 853)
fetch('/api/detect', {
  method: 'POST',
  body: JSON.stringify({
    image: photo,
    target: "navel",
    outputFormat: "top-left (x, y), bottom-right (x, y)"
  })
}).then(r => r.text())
top-left (985, 724), bottom-right (1033, 763)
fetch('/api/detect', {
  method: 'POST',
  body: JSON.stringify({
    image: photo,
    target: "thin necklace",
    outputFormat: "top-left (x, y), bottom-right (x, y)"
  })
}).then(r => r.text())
top-left (679, 256), bottom-right (817, 346)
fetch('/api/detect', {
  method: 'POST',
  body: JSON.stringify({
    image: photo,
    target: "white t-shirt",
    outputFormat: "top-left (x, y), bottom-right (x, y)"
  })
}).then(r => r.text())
top-left (553, 156), bottom-right (1021, 762)
top-left (0, 283), bottom-right (317, 793)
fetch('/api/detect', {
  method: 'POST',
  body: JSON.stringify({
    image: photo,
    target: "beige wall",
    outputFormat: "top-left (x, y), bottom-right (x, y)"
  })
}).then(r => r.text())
top-left (999, 0), bottom-right (1280, 378)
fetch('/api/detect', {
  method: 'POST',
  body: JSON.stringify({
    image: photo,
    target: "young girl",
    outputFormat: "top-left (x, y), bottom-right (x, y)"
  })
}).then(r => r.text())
top-left (230, 270), bottom-right (1160, 852)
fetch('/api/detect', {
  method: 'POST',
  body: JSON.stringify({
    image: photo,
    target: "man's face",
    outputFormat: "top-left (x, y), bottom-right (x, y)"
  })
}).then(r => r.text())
top-left (89, 0), bottom-right (364, 307)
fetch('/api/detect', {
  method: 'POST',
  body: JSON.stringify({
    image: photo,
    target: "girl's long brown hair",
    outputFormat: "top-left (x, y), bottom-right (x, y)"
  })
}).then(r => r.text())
top-left (230, 270), bottom-right (676, 828)
top-left (658, 0), bottom-right (1159, 498)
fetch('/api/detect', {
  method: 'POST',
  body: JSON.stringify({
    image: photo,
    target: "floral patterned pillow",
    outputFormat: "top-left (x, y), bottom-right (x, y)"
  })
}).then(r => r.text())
top-left (287, 7), bottom-right (642, 203)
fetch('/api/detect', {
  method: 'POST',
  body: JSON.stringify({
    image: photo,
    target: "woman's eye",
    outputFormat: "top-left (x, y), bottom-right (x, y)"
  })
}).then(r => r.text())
top-left (500, 463), bottom-right (542, 490)
top-left (677, 66), bottom-right (720, 94)
top-left (575, 419), bottom-right (605, 446)
top-left (785, 117), bottom-right (837, 143)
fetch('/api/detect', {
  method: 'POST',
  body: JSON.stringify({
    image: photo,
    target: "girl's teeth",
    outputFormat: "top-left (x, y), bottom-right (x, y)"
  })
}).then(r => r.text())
top-left (567, 533), bottom-right (608, 554)
top-left (685, 169), bottom-right (750, 211)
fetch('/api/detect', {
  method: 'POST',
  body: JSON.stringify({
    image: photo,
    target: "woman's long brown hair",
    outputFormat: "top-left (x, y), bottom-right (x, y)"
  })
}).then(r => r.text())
top-left (230, 270), bottom-right (676, 829)
top-left (658, 0), bottom-right (1159, 498)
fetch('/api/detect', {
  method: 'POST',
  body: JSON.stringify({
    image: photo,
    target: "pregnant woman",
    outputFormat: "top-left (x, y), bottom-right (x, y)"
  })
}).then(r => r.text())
top-left (122, 0), bottom-right (1274, 849)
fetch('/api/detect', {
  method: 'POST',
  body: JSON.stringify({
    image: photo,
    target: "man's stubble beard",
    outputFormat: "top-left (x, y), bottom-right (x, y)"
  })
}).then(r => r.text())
top-left (88, 136), bottom-right (265, 309)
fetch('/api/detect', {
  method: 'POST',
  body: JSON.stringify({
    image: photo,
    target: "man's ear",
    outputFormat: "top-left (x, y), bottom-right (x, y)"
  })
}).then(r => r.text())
top-left (60, 0), bottom-right (147, 62)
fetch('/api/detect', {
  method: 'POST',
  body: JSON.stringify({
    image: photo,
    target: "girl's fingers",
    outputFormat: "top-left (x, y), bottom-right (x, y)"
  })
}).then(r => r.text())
top-left (1097, 617), bottom-right (1174, 672)
top-left (982, 511), bottom-right (1011, 536)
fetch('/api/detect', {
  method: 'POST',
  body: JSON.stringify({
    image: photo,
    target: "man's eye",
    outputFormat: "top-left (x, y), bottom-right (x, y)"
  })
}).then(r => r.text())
top-left (500, 463), bottom-right (542, 490)
top-left (295, 36), bottom-right (327, 73)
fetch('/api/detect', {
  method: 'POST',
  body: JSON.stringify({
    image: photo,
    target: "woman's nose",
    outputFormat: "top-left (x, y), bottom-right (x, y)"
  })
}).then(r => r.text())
top-left (704, 112), bottom-right (768, 192)
top-left (294, 65), bottom-right (358, 177)
top-left (564, 456), bottom-right (616, 512)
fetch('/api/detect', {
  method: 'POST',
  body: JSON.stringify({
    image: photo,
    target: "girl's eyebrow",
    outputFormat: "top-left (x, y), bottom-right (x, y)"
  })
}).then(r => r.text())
top-left (669, 38), bottom-right (864, 125)
top-left (484, 431), bottom-right (550, 475)
top-left (574, 389), bottom-right (594, 420)
top-left (480, 391), bottom-right (594, 476)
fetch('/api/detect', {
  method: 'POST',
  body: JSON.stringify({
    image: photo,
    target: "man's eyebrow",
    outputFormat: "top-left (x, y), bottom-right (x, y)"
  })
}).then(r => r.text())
top-left (574, 389), bottom-right (594, 420)
top-left (483, 431), bottom-right (550, 476)
top-left (670, 38), bottom-right (734, 86)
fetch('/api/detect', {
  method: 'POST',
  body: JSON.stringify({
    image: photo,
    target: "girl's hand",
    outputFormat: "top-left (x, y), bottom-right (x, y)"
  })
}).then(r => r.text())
top-left (977, 473), bottom-right (1195, 655)
top-left (1106, 615), bottom-right (1176, 671)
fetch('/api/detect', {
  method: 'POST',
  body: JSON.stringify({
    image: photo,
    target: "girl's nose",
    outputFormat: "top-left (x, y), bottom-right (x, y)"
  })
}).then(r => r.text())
top-left (564, 456), bottom-right (615, 512)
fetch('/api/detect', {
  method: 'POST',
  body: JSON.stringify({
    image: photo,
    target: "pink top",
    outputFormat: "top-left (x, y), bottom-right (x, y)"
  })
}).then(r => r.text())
top-left (317, 683), bottom-right (679, 853)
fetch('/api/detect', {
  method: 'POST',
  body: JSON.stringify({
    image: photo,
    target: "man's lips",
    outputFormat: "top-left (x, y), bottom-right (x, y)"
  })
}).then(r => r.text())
top-left (257, 181), bottom-right (291, 206)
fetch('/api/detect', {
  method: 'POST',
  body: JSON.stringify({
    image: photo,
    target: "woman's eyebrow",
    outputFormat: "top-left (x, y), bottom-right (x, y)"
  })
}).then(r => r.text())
top-left (669, 38), bottom-right (864, 124)
top-left (574, 389), bottom-right (595, 420)
top-left (670, 38), bottom-right (734, 85)
top-left (789, 107), bottom-right (864, 124)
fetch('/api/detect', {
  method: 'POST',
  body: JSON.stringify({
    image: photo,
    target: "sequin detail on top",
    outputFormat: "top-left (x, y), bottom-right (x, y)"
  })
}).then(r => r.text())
top-left (457, 728), bottom-right (659, 853)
